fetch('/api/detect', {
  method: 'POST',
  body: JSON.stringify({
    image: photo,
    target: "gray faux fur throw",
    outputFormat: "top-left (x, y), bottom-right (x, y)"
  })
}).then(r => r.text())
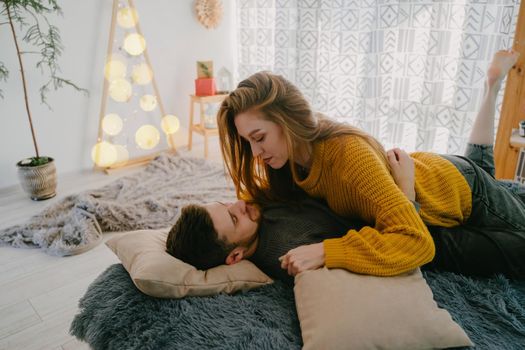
top-left (0, 153), bottom-right (237, 256)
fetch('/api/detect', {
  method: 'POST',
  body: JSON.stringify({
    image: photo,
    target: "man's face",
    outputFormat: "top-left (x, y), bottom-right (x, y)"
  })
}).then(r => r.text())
top-left (204, 200), bottom-right (261, 246)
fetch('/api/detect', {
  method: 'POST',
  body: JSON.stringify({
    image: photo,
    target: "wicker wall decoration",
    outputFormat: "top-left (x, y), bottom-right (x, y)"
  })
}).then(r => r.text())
top-left (195, 0), bottom-right (223, 29)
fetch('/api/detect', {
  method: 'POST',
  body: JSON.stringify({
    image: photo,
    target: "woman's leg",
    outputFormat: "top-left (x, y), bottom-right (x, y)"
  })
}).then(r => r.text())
top-left (464, 145), bottom-right (525, 204)
top-left (434, 150), bottom-right (525, 279)
top-left (464, 144), bottom-right (496, 177)
top-left (427, 51), bottom-right (525, 279)
top-left (463, 50), bottom-right (525, 199)
top-left (424, 224), bottom-right (525, 279)
top-left (468, 50), bottom-right (519, 146)
top-left (465, 50), bottom-right (519, 176)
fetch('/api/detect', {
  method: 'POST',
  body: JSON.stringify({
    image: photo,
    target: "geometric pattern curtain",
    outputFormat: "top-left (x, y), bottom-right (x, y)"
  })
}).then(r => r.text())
top-left (236, 0), bottom-right (520, 154)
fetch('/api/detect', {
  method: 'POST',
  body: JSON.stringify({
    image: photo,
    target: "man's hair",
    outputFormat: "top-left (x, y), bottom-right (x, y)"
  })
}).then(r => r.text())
top-left (166, 204), bottom-right (234, 270)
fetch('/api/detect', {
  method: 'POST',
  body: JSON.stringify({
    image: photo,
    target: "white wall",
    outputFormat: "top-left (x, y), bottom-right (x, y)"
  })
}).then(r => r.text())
top-left (0, 0), bottom-right (236, 188)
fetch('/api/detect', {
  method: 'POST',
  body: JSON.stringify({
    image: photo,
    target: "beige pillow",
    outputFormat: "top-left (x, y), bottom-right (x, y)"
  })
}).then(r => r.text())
top-left (106, 229), bottom-right (273, 298)
top-left (294, 268), bottom-right (473, 350)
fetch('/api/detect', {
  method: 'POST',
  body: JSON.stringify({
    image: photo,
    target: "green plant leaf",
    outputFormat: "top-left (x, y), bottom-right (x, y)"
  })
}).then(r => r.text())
top-left (29, 156), bottom-right (49, 166)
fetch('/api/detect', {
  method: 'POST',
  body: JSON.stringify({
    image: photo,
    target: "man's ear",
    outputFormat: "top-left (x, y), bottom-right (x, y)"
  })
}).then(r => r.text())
top-left (225, 247), bottom-right (246, 265)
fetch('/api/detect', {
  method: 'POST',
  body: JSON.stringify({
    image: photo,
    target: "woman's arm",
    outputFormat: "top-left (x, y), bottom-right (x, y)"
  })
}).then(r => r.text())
top-left (280, 148), bottom-right (420, 276)
top-left (280, 137), bottom-right (434, 277)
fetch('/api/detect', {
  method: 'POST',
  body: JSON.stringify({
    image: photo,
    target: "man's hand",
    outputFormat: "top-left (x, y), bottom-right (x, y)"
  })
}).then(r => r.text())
top-left (387, 148), bottom-right (416, 201)
top-left (279, 243), bottom-right (325, 276)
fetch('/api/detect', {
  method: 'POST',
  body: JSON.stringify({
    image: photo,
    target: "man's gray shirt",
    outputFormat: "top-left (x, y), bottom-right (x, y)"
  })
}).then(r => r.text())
top-left (249, 198), bottom-right (365, 284)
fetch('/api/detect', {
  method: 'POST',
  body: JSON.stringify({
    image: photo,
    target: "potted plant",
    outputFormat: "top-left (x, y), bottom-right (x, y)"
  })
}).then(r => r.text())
top-left (1, 0), bottom-right (87, 200)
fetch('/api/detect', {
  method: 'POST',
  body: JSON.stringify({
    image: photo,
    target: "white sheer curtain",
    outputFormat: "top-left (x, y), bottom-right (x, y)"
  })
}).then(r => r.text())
top-left (236, 0), bottom-right (520, 154)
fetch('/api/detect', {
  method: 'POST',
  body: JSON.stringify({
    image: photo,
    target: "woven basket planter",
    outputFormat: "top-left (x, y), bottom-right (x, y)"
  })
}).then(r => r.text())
top-left (16, 157), bottom-right (57, 201)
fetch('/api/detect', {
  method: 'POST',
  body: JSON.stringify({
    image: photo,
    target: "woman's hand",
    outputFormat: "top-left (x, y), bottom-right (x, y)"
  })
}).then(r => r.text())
top-left (279, 243), bottom-right (325, 276)
top-left (387, 148), bottom-right (416, 201)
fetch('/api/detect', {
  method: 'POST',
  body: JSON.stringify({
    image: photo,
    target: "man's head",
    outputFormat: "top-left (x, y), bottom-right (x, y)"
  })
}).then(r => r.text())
top-left (166, 200), bottom-right (261, 270)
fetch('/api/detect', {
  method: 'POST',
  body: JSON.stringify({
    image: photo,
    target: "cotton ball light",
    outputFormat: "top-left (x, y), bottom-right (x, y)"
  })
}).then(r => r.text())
top-left (132, 63), bottom-right (153, 85)
top-left (123, 33), bottom-right (146, 56)
top-left (104, 57), bottom-right (127, 81)
top-left (109, 79), bottom-right (132, 102)
top-left (102, 113), bottom-right (123, 136)
top-left (135, 125), bottom-right (160, 150)
top-left (161, 115), bottom-right (180, 134)
top-left (117, 7), bottom-right (138, 28)
top-left (140, 94), bottom-right (157, 111)
top-left (91, 141), bottom-right (117, 167)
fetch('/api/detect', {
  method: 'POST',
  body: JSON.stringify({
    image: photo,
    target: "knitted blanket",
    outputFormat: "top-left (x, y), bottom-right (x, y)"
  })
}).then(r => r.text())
top-left (0, 153), bottom-right (236, 256)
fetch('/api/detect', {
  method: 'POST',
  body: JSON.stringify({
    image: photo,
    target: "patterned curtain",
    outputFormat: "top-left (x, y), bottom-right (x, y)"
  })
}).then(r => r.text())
top-left (236, 0), bottom-right (520, 154)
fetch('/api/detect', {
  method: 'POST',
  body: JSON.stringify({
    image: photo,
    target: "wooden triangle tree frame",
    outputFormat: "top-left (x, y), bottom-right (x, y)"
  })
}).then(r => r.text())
top-left (94, 0), bottom-right (176, 173)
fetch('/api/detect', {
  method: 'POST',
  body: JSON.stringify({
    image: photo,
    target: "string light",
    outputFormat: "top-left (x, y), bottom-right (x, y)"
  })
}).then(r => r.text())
top-left (117, 7), bottom-right (138, 28)
top-left (102, 113), bottom-right (124, 135)
top-left (91, 141), bottom-right (117, 167)
top-left (108, 78), bottom-right (132, 102)
top-left (123, 33), bottom-right (146, 56)
top-left (139, 94), bottom-right (157, 111)
top-left (95, 2), bottom-right (175, 169)
top-left (135, 125), bottom-right (160, 150)
top-left (104, 55), bottom-right (127, 81)
top-left (132, 63), bottom-right (153, 84)
top-left (161, 115), bottom-right (180, 134)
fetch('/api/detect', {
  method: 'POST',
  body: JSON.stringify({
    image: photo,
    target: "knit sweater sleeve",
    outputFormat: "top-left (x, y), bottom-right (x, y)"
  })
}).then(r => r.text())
top-left (320, 137), bottom-right (435, 276)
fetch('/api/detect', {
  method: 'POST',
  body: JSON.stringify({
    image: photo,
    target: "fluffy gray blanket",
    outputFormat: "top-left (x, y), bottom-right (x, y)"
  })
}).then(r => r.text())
top-left (70, 264), bottom-right (525, 349)
top-left (0, 153), bottom-right (236, 256)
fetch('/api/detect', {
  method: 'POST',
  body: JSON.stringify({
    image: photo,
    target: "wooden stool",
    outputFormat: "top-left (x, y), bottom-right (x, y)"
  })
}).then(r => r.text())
top-left (188, 94), bottom-right (228, 158)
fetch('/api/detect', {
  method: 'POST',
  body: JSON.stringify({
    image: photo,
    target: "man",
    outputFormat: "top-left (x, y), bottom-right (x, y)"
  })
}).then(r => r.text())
top-left (166, 196), bottom-right (366, 284)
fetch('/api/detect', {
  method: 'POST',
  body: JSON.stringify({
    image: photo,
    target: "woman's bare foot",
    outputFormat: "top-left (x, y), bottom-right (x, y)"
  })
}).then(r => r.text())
top-left (487, 50), bottom-right (520, 88)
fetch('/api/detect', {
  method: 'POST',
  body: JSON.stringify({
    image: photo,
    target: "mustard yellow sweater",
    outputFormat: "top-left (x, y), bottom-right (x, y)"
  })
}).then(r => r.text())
top-left (296, 135), bottom-right (472, 276)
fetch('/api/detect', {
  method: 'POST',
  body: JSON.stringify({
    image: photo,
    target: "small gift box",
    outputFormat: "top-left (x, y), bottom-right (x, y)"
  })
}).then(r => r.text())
top-left (195, 77), bottom-right (216, 96)
top-left (195, 60), bottom-right (216, 96)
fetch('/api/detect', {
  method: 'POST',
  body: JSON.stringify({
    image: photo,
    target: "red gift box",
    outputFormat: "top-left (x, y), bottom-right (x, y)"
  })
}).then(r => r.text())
top-left (195, 78), bottom-right (216, 96)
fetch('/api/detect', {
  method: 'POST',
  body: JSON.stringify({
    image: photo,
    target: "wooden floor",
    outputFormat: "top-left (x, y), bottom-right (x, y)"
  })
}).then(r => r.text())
top-left (0, 144), bottom-right (222, 350)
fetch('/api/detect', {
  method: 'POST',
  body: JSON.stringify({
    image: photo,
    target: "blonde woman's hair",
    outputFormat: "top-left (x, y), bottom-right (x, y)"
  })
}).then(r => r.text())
top-left (217, 71), bottom-right (390, 203)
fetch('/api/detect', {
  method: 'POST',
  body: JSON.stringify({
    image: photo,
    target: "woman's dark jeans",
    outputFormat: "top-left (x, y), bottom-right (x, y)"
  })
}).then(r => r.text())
top-left (423, 144), bottom-right (525, 279)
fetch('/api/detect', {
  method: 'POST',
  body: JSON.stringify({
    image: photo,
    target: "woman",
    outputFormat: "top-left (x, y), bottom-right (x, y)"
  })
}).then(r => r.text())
top-left (217, 50), bottom-right (524, 278)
